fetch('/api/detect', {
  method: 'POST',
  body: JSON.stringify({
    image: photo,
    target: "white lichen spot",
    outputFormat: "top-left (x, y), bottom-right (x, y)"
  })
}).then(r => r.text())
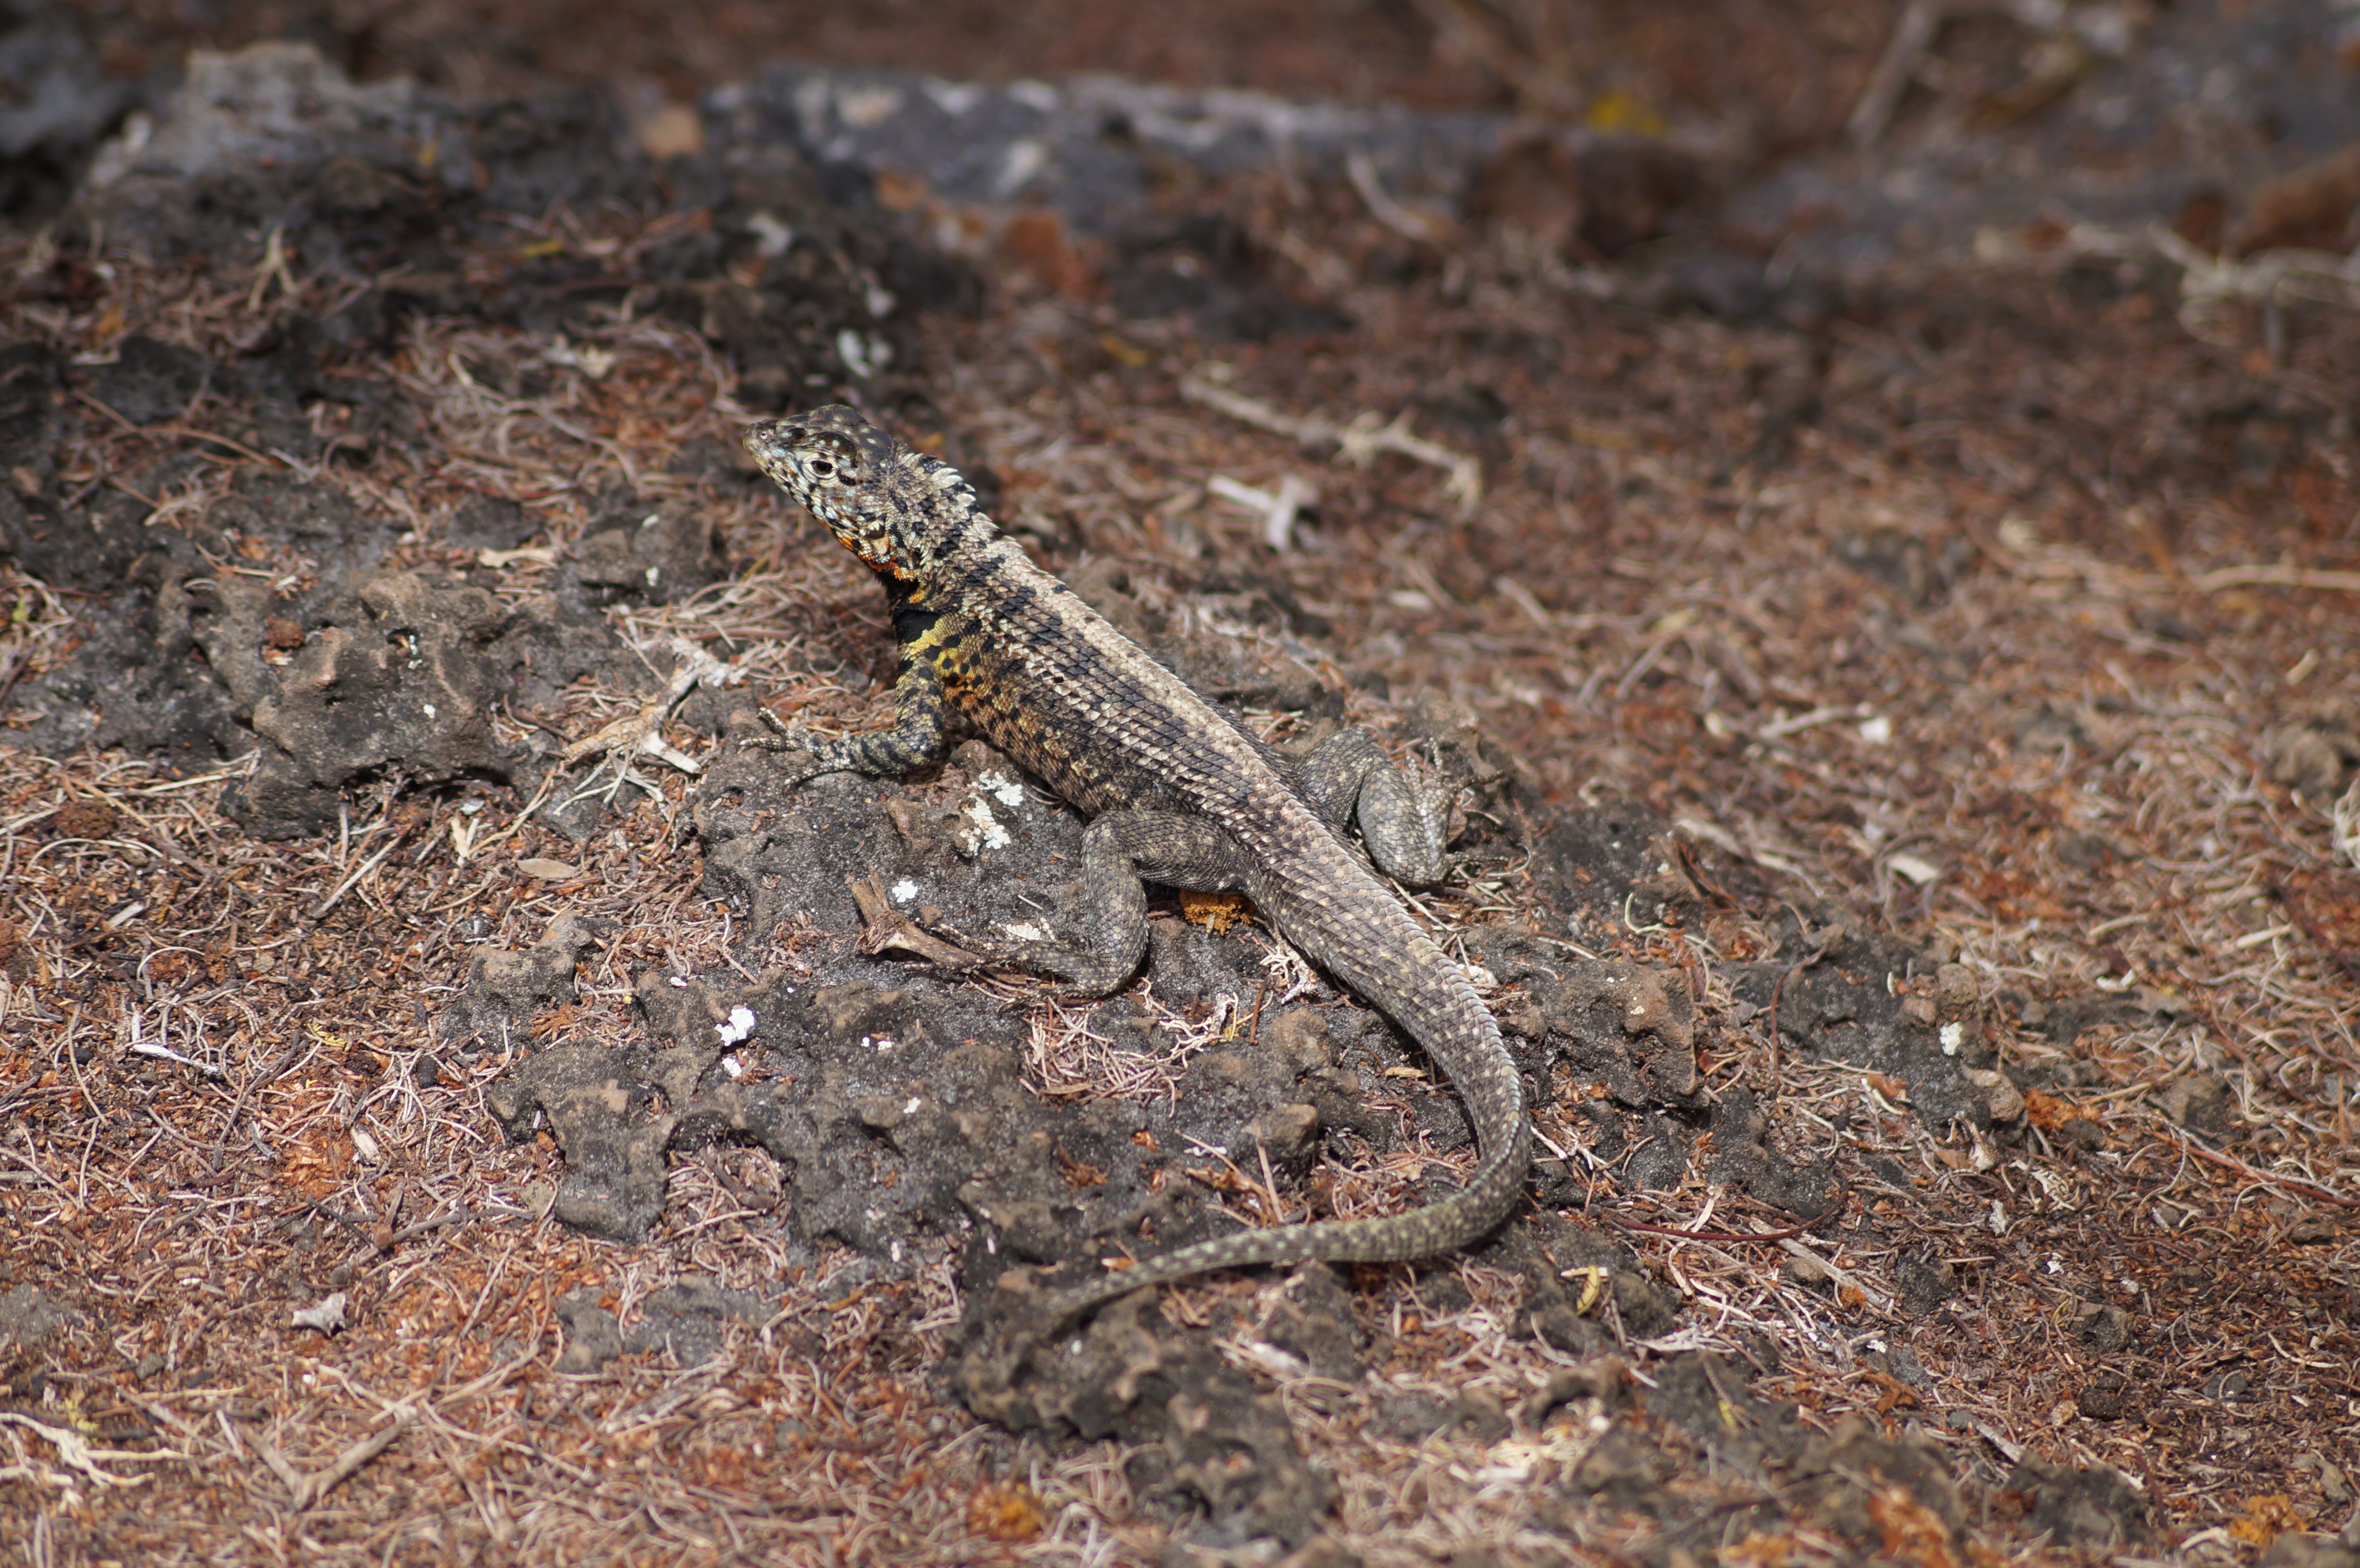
top-left (1887, 852), bottom-right (1941, 886)
top-left (1000, 922), bottom-right (1047, 943)
top-left (716, 1005), bottom-right (756, 1047)
top-left (421, 702), bottom-right (437, 719)
top-left (1940, 1021), bottom-right (1964, 1056)
top-left (924, 79), bottom-right (982, 116)
top-left (836, 328), bottom-right (877, 378)
top-left (860, 1034), bottom-right (896, 1052)
top-left (835, 83), bottom-right (905, 127)
top-left (292, 1292), bottom-right (349, 1335)
top-left (977, 770), bottom-right (1027, 808)
top-left (959, 796), bottom-right (1011, 854)
top-left (890, 878), bottom-right (920, 904)
top-left (1857, 714), bottom-right (1893, 745)
top-left (995, 136), bottom-right (1049, 195)
top-left (721, 1054), bottom-right (743, 1078)
top-left (744, 210), bottom-right (794, 257)
top-left (903, 1097), bottom-right (922, 1115)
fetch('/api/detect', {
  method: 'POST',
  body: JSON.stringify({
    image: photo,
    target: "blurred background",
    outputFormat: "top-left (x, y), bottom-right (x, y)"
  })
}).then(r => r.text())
top-left (16, 1), bottom-right (2360, 278)
top-left (35, 0), bottom-right (1878, 118)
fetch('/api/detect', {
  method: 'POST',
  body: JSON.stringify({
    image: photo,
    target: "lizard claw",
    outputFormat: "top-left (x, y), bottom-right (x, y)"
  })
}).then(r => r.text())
top-left (740, 709), bottom-right (836, 787)
top-left (741, 706), bottom-right (805, 753)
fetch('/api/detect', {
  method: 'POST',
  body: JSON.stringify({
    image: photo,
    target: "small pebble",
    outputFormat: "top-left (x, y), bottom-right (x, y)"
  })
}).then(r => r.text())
top-left (2076, 1369), bottom-right (2133, 1420)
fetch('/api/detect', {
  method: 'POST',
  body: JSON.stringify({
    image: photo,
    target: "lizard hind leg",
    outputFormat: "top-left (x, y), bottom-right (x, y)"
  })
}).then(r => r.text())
top-left (1002, 811), bottom-right (1253, 997)
top-left (1293, 727), bottom-right (1453, 886)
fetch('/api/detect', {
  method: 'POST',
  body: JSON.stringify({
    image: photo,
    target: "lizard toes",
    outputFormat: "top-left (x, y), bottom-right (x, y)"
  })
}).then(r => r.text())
top-left (737, 734), bottom-right (835, 787)
top-left (991, 941), bottom-right (1126, 999)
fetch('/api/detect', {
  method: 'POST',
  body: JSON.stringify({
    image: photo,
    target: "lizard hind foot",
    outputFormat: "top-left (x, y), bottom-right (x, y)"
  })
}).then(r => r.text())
top-left (989, 937), bottom-right (1132, 1000)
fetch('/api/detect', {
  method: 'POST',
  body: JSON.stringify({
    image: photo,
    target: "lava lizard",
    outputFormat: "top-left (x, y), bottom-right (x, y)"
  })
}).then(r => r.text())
top-left (741, 404), bottom-right (1530, 1322)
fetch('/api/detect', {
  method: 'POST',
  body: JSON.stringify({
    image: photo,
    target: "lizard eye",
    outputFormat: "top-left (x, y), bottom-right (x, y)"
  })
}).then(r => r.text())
top-left (807, 457), bottom-right (836, 479)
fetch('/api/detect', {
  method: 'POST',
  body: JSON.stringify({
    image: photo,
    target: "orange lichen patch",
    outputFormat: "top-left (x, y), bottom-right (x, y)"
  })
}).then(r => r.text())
top-left (2020, 1089), bottom-right (2097, 1135)
top-left (968, 1480), bottom-right (1046, 1543)
top-left (1178, 889), bottom-right (1255, 932)
top-left (2228, 1494), bottom-right (2309, 1547)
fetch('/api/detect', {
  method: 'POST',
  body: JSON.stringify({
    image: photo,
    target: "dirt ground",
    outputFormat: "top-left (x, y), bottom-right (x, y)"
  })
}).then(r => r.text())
top-left (4, 3), bottom-right (2360, 1566)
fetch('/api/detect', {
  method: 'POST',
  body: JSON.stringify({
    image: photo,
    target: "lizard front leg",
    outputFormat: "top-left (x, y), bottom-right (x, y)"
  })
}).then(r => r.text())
top-left (1291, 727), bottom-right (1452, 886)
top-left (747, 649), bottom-right (953, 786)
top-left (1008, 812), bottom-right (1253, 996)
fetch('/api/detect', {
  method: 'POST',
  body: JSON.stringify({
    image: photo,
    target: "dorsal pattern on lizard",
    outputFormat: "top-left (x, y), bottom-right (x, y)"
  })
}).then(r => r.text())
top-left (742, 405), bottom-right (1531, 1322)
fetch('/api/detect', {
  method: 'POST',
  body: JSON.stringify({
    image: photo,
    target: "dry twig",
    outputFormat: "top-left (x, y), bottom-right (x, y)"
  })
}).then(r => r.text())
top-left (1180, 375), bottom-right (1482, 517)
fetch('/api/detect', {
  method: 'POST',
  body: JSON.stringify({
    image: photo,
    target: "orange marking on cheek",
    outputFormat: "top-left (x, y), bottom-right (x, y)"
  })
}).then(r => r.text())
top-left (839, 535), bottom-right (912, 578)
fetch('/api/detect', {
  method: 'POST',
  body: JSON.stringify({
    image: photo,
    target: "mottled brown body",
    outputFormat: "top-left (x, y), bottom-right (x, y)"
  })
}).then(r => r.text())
top-left (742, 406), bottom-right (1530, 1320)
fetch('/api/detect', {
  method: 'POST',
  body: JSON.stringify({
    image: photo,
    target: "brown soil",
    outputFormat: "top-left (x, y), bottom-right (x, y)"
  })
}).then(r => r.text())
top-left (6, 5), bottom-right (2360, 1567)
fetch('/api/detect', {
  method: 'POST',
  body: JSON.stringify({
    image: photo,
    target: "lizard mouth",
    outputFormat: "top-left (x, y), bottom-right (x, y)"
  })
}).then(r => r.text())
top-left (739, 421), bottom-right (797, 489)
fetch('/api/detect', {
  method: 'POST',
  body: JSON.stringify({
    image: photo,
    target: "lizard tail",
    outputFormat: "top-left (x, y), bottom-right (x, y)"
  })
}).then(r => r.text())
top-left (1036, 1107), bottom-right (1533, 1324)
top-left (1032, 880), bottom-right (1533, 1324)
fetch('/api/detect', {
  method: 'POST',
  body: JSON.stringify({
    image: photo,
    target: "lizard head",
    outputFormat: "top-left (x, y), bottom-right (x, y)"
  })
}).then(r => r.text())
top-left (743, 405), bottom-right (988, 582)
top-left (742, 406), bottom-right (909, 575)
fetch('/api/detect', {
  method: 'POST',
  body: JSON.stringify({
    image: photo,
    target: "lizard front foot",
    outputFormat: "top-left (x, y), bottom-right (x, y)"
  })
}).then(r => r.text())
top-left (740, 707), bottom-right (843, 788)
